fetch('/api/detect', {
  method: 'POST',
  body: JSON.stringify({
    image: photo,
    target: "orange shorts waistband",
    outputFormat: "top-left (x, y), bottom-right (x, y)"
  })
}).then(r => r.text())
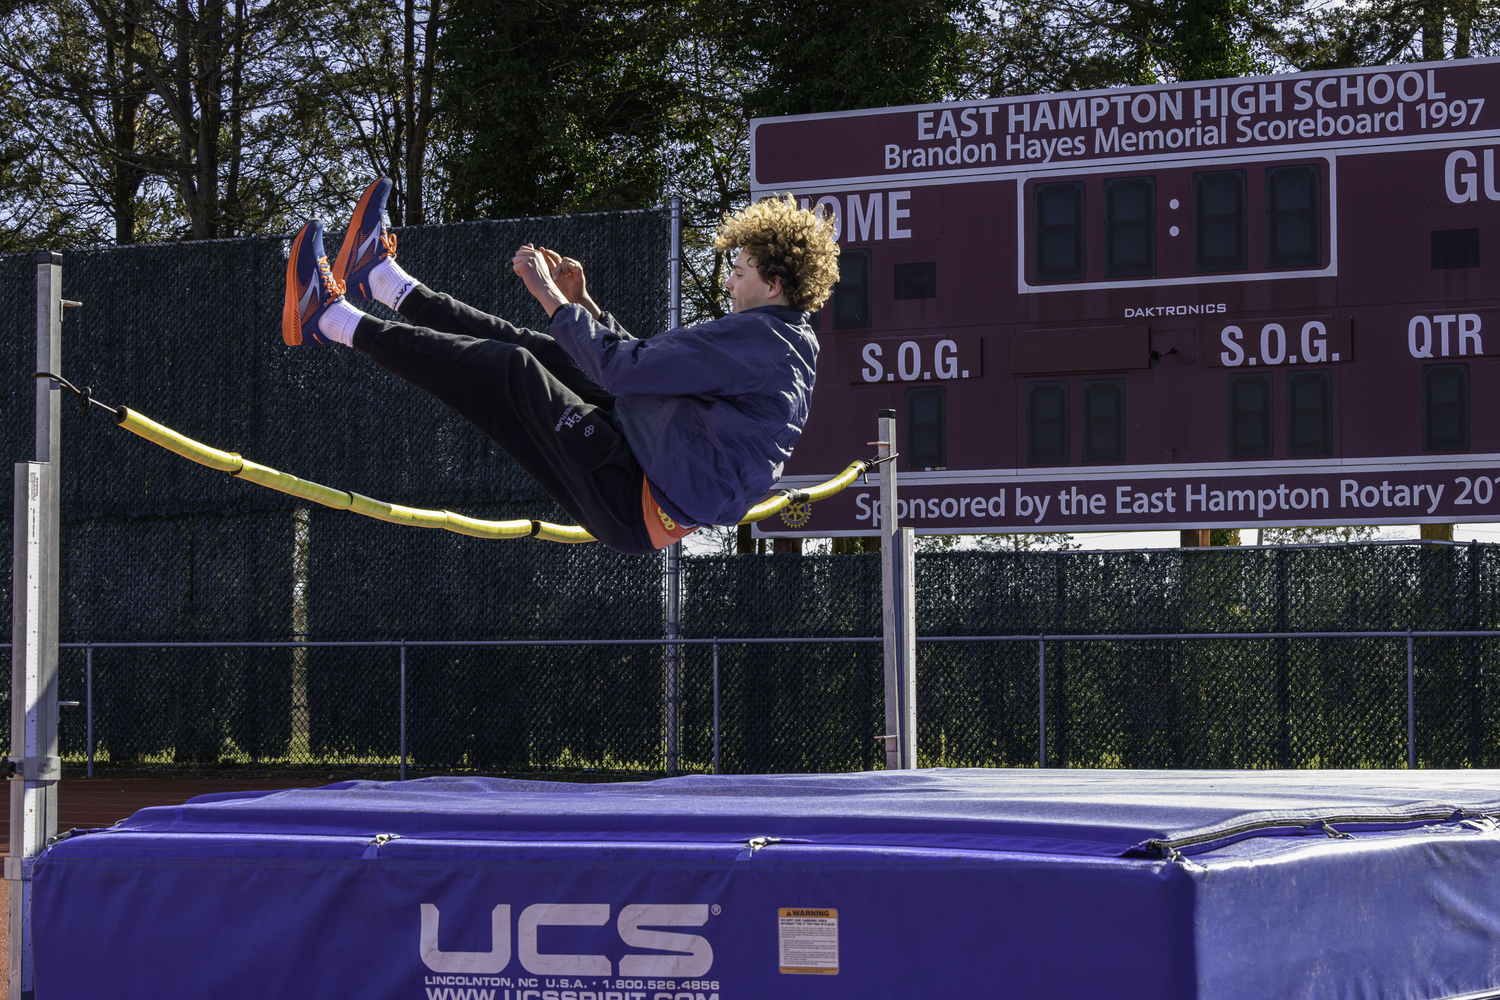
top-left (643, 478), bottom-right (698, 549)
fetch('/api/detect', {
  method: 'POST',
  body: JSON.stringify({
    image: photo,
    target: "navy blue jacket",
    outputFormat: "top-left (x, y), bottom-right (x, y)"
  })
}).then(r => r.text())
top-left (548, 303), bottom-right (819, 526)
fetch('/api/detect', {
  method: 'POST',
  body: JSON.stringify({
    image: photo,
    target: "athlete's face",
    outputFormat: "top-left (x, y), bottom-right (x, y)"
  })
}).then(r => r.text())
top-left (724, 250), bottom-right (784, 313)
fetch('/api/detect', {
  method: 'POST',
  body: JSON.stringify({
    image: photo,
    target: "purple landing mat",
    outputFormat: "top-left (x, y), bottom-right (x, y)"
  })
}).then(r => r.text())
top-left (32, 769), bottom-right (1500, 1000)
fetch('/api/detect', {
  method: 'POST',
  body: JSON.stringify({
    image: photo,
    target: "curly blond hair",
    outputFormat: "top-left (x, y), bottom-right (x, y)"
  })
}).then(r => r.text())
top-left (714, 194), bottom-right (840, 312)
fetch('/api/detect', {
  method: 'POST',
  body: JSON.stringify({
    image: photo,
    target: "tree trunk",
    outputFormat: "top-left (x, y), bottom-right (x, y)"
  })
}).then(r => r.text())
top-left (224, 0), bottom-right (247, 236)
top-left (109, 8), bottom-right (145, 244)
top-left (1454, 0), bottom-right (1472, 59)
top-left (173, 0), bottom-right (199, 234)
top-left (1423, 1), bottom-right (1446, 61)
top-left (395, 0), bottom-right (416, 227)
top-left (194, 0), bottom-right (224, 239)
top-left (408, 0), bottom-right (442, 225)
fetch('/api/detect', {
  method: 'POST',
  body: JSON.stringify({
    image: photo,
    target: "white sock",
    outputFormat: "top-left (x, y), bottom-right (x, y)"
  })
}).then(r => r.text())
top-left (318, 298), bottom-right (365, 347)
top-left (371, 257), bottom-right (418, 311)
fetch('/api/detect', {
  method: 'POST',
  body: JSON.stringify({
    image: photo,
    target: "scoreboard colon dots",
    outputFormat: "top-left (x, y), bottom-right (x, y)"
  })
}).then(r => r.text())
top-left (1026, 158), bottom-right (1325, 284)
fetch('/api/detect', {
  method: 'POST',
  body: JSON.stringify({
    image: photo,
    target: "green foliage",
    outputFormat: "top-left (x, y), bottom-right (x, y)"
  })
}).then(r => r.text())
top-left (966, 1), bottom-right (1157, 97)
top-left (1113, 0), bottom-right (1275, 81)
top-left (0, 75), bottom-right (94, 250)
top-left (1262, 525), bottom-right (1386, 544)
top-left (5, 0), bottom-right (1498, 258)
top-left (0, 0), bottom-right (436, 244)
top-left (915, 532), bottom-right (1081, 551)
top-left (1272, 0), bottom-right (1500, 68)
top-left (436, 0), bottom-right (681, 220)
top-left (729, 0), bottom-right (984, 118)
top-left (996, 0), bottom-right (1299, 91)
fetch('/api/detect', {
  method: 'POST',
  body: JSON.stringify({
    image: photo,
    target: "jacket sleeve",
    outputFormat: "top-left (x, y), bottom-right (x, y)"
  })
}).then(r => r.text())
top-left (547, 304), bottom-right (776, 396)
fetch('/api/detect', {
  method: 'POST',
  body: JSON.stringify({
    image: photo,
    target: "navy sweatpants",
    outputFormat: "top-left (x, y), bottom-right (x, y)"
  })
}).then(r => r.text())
top-left (351, 285), bottom-right (656, 555)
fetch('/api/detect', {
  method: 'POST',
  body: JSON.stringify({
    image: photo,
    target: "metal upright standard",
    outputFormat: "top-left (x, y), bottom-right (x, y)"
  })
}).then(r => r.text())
top-left (894, 523), bottom-right (916, 768)
top-left (664, 195), bottom-right (683, 775)
top-left (878, 410), bottom-right (918, 769)
top-left (10, 251), bottom-right (64, 999)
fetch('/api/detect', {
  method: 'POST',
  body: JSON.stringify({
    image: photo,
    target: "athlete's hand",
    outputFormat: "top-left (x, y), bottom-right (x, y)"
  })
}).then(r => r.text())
top-left (512, 244), bottom-right (568, 317)
top-left (540, 247), bottom-right (584, 299)
top-left (539, 247), bottom-right (602, 319)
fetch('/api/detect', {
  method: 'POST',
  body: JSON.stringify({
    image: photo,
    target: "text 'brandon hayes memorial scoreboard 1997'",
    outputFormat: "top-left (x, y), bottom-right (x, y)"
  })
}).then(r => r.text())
top-left (750, 58), bottom-right (1500, 538)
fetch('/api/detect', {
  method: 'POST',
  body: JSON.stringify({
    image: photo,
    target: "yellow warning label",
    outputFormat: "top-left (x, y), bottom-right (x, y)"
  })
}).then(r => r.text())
top-left (779, 907), bottom-right (839, 975)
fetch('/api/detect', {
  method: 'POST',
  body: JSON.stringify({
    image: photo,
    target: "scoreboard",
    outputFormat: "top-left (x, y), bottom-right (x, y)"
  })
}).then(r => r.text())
top-left (750, 58), bottom-right (1500, 537)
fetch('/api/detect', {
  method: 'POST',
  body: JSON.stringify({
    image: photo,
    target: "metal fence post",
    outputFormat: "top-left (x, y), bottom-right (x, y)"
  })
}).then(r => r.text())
top-left (664, 195), bottom-right (683, 777)
top-left (86, 644), bottom-right (93, 779)
top-left (712, 640), bottom-right (720, 776)
top-left (1407, 632), bottom-right (1416, 770)
top-left (1038, 637), bottom-right (1048, 768)
top-left (1274, 549), bottom-right (1291, 768)
top-left (665, 546), bottom-right (680, 776)
top-left (399, 641), bottom-right (407, 782)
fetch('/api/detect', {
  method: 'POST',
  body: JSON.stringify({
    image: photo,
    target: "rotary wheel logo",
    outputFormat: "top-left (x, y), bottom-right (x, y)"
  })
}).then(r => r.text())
top-left (779, 501), bottom-right (811, 529)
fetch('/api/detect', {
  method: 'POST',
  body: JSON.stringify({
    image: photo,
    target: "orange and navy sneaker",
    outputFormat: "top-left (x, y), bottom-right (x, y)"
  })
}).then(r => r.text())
top-left (334, 177), bottom-right (397, 300)
top-left (282, 220), bottom-right (345, 346)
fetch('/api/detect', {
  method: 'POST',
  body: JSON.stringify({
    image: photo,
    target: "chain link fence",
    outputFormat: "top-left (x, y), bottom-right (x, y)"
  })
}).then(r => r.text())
top-left (3, 217), bottom-right (1498, 778)
top-left (679, 543), bottom-right (1500, 773)
top-left (41, 541), bottom-right (1500, 777)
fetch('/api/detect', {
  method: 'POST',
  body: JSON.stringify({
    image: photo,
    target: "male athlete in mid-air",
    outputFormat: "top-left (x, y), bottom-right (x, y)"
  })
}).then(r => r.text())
top-left (282, 179), bottom-right (840, 554)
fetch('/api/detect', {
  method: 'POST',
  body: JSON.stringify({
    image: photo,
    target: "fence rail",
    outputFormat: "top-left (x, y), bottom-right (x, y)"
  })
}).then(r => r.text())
top-left (28, 630), bottom-right (1500, 779)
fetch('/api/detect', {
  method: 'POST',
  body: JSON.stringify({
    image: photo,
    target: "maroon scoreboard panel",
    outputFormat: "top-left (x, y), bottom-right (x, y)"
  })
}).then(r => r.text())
top-left (750, 58), bottom-right (1500, 538)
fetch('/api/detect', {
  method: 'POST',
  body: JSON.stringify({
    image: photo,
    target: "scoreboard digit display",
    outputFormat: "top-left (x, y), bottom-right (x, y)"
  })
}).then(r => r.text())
top-left (750, 59), bottom-right (1500, 538)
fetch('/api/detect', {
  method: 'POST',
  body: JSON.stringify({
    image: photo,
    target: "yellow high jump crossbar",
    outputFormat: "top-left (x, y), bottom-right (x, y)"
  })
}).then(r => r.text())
top-left (40, 373), bottom-right (880, 545)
